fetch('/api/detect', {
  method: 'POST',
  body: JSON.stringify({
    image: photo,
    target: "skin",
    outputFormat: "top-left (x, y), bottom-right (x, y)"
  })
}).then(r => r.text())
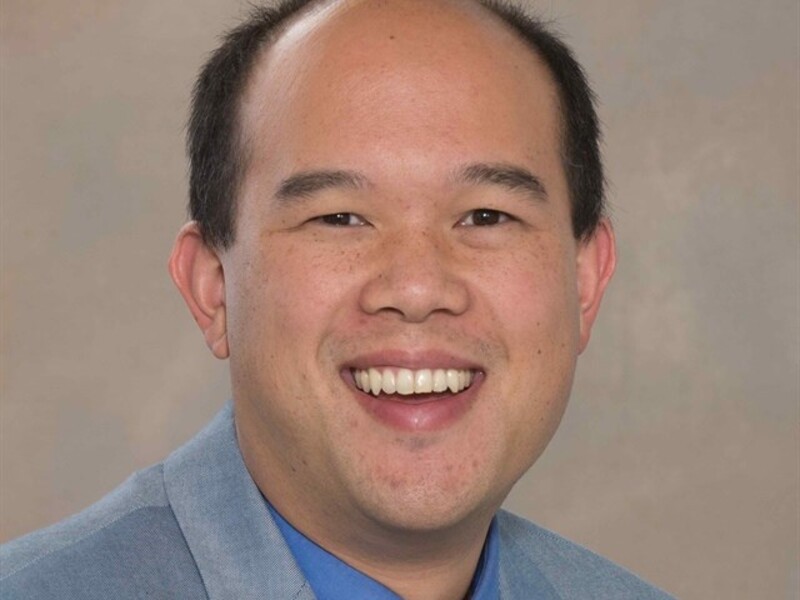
top-left (169, 1), bottom-right (616, 598)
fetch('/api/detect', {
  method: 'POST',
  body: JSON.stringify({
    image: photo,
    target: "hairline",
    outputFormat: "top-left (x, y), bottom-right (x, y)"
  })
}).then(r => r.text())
top-left (217, 0), bottom-right (595, 250)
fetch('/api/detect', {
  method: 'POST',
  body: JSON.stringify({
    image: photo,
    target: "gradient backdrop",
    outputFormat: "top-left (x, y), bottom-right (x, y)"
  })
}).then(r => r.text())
top-left (1, 1), bottom-right (798, 598)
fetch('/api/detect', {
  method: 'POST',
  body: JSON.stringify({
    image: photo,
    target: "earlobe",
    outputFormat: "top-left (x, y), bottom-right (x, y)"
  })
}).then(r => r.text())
top-left (168, 221), bottom-right (229, 359)
top-left (576, 218), bottom-right (617, 353)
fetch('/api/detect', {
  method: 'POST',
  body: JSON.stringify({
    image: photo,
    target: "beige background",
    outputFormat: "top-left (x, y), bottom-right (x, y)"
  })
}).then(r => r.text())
top-left (1, 1), bottom-right (798, 598)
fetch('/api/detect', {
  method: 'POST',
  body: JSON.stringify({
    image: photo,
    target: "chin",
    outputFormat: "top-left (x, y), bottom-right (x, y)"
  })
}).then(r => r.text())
top-left (366, 498), bottom-right (482, 535)
top-left (351, 464), bottom-right (505, 536)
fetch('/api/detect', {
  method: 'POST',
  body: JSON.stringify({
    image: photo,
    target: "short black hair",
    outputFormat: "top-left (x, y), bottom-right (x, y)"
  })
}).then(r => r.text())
top-left (188, 0), bottom-right (604, 249)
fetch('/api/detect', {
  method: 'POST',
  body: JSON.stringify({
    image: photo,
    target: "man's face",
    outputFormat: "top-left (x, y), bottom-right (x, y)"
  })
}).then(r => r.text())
top-left (220, 0), bottom-right (604, 538)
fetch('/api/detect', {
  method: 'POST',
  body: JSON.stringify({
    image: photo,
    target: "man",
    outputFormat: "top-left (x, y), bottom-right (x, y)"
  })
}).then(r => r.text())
top-left (1, 0), bottom-right (672, 598)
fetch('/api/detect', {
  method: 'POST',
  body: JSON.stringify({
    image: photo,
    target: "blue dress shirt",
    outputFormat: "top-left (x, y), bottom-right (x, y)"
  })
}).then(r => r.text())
top-left (268, 502), bottom-right (500, 600)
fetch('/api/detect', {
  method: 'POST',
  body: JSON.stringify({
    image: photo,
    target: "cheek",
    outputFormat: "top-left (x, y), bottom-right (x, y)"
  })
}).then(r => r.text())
top-left (477, 237), bottom-right (579, 336)
top-left (235, 238), bottom-right (362, 361)
top-left (473, 240), bottom-right (579, 442)
top-left (285, 249), bottom-right (353, 309)
top-left (225, 240), bottom-right (360, 443)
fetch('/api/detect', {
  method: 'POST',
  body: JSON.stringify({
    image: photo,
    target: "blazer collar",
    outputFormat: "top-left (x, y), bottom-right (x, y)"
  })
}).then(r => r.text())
top-left (163, 402), bottom-right (315, 600)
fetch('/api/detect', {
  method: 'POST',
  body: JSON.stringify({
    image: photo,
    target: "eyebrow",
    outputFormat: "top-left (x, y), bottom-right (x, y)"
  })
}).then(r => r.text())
top-left (273, 162), bottom-right (547, 202)
top-left (275, 170), bottom-right (369, 200)
top-left (456, 162), bottom-right (548, 201)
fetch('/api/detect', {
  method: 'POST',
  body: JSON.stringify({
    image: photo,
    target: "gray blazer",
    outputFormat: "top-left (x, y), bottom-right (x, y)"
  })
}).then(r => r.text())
top-left (1, 405), bottom-right (673, 599)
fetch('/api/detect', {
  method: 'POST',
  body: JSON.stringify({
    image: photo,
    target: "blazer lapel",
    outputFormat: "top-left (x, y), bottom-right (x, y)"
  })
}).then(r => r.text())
top-left (164, 403), bottom-right (316, 600)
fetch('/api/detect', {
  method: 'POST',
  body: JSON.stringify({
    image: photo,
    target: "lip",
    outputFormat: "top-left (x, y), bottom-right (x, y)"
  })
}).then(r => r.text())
top-left (341, 350), bottom-right (485, 432)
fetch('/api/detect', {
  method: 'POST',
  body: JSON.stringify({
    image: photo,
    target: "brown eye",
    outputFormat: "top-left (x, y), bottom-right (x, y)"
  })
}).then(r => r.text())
top-left (319, 213), bottom-right (366, 226)
top-left (460, 209), bottom-right (512, 226)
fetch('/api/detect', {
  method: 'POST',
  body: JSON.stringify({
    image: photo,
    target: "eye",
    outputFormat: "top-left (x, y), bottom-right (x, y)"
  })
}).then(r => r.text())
top-left (316, 213), bottom-right (368, 227)
top-left (459, 208), bottom-right (513, 226)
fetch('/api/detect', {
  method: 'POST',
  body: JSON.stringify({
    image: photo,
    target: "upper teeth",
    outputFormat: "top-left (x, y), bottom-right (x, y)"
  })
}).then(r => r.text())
top-left (352, 368), bottom-right (474, 396)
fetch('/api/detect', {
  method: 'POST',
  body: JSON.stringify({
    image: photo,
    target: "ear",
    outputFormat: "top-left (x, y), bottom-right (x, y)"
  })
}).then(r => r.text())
top-left (168, 222), bottom-right (229, 359)
top-left (576, 218), bottom-right (617, 353)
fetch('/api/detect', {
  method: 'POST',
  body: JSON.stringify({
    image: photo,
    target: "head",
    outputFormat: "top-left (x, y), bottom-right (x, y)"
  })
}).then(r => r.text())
top-left (170, 0), bottom-right (615, 554)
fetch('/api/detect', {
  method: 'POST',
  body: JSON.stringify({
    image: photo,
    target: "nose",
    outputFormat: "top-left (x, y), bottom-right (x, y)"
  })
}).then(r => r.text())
top-left (358, 228), bottom-right (471, 322)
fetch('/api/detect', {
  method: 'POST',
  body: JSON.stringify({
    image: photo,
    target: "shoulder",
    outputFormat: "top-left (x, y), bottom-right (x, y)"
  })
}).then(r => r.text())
top-left (496, 510), bottom-right (674, 599)
top-left (0, 464), bottom-right (207, 600)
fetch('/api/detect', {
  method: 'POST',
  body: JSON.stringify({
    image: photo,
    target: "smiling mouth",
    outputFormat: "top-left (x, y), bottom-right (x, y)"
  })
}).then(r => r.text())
top-left (351, 367), bottom-right (476, 397)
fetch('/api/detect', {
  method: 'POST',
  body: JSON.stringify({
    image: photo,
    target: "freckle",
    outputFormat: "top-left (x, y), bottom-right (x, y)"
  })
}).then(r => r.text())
top-left (472, 459), bottom-right (479, 470)
top-left (537, 349), bottom-right (542, 355)
top-left (389, 34), bottom-right (396, 40)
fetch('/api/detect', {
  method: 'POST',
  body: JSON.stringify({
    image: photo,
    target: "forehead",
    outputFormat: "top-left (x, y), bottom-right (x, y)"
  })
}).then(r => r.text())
top-left (238, 0), bottom-right (563, 189)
